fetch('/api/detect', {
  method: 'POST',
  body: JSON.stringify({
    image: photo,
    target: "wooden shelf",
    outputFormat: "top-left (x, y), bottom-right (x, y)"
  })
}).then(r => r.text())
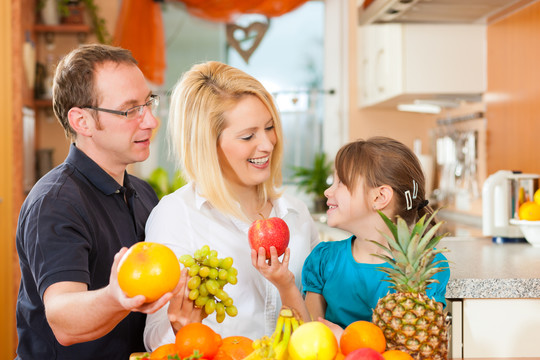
top-left (34, 24), bottom-right (91, 33)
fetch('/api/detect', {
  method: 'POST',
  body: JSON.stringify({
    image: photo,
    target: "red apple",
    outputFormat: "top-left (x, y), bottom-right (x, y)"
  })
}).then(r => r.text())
top-left (344, 348), bottom-right (384, 360)
top-left (248, 217), bottom-right (290, 259)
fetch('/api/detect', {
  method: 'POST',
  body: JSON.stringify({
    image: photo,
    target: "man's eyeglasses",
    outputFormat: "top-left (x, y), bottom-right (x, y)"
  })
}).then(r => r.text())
top-left (84, 94), bottom-right (159, 120)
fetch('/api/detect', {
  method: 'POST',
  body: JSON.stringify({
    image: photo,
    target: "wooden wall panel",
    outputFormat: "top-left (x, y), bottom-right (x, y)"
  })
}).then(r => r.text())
top-left (486, 1), bottom-right (540, 175)
top-left (1, 0), bottom-right (16, 358)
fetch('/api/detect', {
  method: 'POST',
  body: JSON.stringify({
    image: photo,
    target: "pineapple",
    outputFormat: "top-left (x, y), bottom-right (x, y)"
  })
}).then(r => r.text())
top-left (370, 210), bottom-right (450, 360)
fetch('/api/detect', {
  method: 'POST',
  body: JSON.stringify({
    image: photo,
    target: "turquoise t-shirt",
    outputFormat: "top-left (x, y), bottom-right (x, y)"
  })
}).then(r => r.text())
top-left (302, 236), bottom-right (450, 329)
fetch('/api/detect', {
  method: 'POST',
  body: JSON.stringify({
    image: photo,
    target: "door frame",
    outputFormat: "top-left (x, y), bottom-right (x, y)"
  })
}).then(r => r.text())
top-left (323, 0), bottom-right (350, 159)
top-left (0, 0), bottom-right (16, 357)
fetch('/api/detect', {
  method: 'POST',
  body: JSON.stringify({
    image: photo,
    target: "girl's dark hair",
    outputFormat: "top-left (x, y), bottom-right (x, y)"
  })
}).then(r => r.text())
top-left (335, 136), bottom-right (433, 226)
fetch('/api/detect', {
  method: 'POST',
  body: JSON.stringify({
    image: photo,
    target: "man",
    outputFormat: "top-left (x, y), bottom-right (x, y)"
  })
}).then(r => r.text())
top-left (16, 44), bottom-right (173, 359)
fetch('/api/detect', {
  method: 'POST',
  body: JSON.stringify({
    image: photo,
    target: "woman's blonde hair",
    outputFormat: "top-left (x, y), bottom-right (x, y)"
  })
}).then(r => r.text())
top-left (168, 61), bottom-right (283, 220)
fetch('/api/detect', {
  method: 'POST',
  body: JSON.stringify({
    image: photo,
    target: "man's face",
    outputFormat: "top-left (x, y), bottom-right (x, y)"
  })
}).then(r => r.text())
top-left (84, 62), bottom-right (158, 173)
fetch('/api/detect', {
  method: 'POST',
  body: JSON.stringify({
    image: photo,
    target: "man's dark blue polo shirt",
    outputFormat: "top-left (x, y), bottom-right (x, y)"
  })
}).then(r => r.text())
top-left (16, 144), bottom-right (159, 360)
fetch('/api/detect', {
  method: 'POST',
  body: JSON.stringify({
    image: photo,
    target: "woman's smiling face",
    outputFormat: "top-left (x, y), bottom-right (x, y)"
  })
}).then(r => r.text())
top-left (217, 95), bottom-right (277, 192)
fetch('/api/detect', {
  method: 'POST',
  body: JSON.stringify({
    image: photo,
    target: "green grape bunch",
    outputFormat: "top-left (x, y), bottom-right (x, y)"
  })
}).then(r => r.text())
top-left (179, 245), bottom-right (239, 323)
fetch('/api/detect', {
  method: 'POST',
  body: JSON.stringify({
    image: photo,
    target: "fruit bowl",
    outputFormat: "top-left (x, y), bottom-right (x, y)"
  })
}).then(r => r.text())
top-left (509, 219), bottom-right (540, 247)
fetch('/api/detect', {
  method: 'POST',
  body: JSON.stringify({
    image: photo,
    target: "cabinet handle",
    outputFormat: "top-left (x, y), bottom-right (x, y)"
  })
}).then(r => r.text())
top-left (375, 48), bottom-right (385, 95)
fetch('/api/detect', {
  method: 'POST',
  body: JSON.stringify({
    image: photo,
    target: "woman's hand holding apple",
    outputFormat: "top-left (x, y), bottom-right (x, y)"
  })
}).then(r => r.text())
top-left (251, 246), bottom-right (295, 291)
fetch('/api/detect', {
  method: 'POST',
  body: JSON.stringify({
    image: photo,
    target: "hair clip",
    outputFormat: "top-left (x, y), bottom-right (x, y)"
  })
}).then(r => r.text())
top-left (405, 190), bottom-right (412, 210)
top-left (418, 199), bottom-right (429, 211)
top-left (412, 180), bottom-right (418, 200)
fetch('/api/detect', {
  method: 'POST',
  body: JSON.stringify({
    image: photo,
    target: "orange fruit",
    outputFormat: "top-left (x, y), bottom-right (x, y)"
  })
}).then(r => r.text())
top-left (150, 343), bottom-right (177, 360)
top-left (214, 336), bottom-right (253, 360)
top-left (334, 350), bottom-right (346, 360)
top-left (518, 201), bottom-right (540, 221)
top-left (534, 189), bottom-right (540, 205)
top-left (382, 350), bottom-right (414, 360)
top-left (117, 242), bottom-right (181, 302)
top-left (175, 323), bottom-right (223, 360)
top-left (340, 321), bottom-right (386, 355)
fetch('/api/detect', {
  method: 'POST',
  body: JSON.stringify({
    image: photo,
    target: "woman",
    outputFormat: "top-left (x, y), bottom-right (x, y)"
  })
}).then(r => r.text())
top-left (143, 61), bottom-right (319, 351)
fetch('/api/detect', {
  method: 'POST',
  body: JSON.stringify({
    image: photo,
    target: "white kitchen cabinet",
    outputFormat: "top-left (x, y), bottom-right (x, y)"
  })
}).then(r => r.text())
top-left (461, 299), bottom-right (540, 357)
top-left (358, 24), bottom-right (486, 108)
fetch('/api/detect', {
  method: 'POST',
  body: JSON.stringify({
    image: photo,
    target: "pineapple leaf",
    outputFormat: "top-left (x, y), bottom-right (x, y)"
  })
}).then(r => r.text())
top-left (377, 211), bottom-right (400, 246)
top-left (410, 213), bottom-right (427, 238)
top-left (406, 232), bottom-right (421, 265)
top-left (372, 231), bottom-right (409, 264)
top-left (411, 227), bottom-right (447, 269)
top-left (396, 217), bottom-right (412, 247)
top-left (370, 252), bottom-right (395, 265)
top-left (371, 208), bottom-right (450, 294)
top-left (368, 237), bottom-right (394, 258)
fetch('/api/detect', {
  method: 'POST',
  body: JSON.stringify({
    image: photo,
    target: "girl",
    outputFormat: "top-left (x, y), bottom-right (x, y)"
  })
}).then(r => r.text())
top-left (302, 137), bottom-right (449, 337)
top-left (252, 137), bottom-right (450, 339)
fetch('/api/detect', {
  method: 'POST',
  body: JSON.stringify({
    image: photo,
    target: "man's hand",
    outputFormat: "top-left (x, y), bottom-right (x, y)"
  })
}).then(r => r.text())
top-left (110, 247), bottom-right (175, 314)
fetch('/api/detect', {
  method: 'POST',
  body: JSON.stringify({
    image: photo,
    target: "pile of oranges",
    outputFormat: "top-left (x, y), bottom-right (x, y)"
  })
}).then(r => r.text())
top-left (143, 323), bottom-right (253, 360)
top-left (137, 320), bottom-right (414, 360)
top-left (518, 189), bottom-right (540, 221)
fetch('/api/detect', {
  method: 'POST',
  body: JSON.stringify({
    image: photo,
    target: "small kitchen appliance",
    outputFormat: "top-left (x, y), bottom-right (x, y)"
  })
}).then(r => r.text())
top-left (482, 170), bottom-right (539, 243)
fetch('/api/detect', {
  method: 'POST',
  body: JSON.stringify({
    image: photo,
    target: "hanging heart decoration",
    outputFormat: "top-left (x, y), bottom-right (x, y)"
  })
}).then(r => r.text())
top-left (226, 19), bottom-right (270, 63)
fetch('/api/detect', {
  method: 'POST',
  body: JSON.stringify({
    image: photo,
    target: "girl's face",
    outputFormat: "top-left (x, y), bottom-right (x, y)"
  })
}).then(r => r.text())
top-left (217, 95), bottom-right (277, 193)
top-left (324, 171), bottom-right (375, 233)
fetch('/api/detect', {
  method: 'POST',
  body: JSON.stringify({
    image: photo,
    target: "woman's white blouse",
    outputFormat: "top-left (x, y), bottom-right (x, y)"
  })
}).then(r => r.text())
top-left (143, 183), bottom-right (320, 351)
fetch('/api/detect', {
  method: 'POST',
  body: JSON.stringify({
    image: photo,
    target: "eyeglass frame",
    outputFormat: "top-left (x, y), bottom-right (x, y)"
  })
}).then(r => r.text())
top-left (83, 94), bottom-right (160, 119)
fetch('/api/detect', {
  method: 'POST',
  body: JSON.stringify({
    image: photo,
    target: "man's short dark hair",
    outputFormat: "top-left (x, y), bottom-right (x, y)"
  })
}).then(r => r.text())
top-left (52, 44), bottom-right (138, 140)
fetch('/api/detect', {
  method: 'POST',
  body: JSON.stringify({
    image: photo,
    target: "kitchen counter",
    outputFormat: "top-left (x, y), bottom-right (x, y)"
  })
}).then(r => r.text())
top-left (314, 213), bottom-right (540, 299)
top-left (441, 237), bottom-right (540, 298)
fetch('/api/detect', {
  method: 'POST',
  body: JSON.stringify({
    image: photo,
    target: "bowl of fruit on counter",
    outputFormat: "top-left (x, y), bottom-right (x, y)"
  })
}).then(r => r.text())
top-left (510, 192), bottom-right (540, 247)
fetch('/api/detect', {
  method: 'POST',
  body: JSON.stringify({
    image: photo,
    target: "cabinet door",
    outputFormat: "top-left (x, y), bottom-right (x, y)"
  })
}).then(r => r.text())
top-left (358, 25), bottom-right (376, 105)
top-left (358, 24), bottom-right (485, 108)
top-left (359, 24), bottom-right (402, 107)
top-left (403, 24), bottom-right (486, 94)
top-left (373, 24), bottom-right (402, 104)
top-left (463, 299), bottom-right (540, 357)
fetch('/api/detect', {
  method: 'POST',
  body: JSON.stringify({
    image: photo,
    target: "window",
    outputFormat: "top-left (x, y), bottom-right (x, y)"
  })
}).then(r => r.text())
top-left (145, 2), bottom-right (325, 187)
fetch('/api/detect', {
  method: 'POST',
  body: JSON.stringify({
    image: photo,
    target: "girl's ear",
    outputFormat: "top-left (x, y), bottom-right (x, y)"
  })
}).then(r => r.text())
top-left (372, 185), bottom-right (393, 210)
top-left (68, 108), bottom-right (92, 137)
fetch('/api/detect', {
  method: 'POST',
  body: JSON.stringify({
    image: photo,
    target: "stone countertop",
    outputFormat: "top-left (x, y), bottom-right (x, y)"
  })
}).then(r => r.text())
top-left (442, 237), bottom-right (540, 299)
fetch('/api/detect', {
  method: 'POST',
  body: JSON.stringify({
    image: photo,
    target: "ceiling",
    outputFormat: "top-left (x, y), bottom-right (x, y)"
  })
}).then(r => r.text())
top-left (358, 0), bottom-right (526, 24)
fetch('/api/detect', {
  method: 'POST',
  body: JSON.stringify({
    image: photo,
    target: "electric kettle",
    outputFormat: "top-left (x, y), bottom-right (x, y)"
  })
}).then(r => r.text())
top-left (482, 170), bottom-right (539, 243)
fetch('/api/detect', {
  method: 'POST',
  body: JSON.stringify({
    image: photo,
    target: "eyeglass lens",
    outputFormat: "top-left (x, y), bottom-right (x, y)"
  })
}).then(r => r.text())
top-left (127, 96), bottom-right (159, 119)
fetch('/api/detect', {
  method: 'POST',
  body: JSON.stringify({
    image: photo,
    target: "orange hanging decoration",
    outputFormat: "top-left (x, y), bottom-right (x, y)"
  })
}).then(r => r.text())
top-left (180, 0), bottom-right (264, 22)
top-left (250, 0), bottom-right (310, 18)
top-left (113, 0), bottom-right (166, 85)
top-left (177, 0), bottom-right (310, 23)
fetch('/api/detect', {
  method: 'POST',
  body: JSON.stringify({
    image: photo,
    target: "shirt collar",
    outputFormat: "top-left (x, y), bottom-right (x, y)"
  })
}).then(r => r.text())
top-left (65, 143), bottom-right (127, 196)
top-left (193, 183), bottom-right (208, 210)
top-left (192, 182), bottom-right (299, 224)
